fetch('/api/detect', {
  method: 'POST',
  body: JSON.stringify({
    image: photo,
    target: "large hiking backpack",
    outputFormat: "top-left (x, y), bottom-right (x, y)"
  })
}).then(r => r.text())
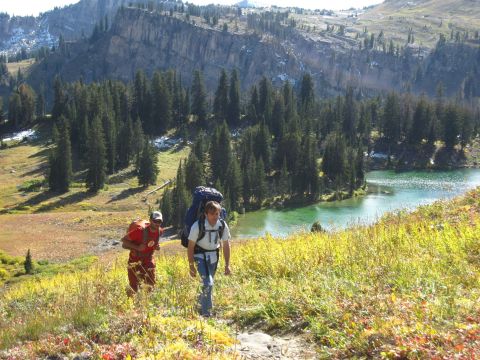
top-left (180, 186), bottom-right (227, 248)
top-left (126, 219), bottom-right (160, 256)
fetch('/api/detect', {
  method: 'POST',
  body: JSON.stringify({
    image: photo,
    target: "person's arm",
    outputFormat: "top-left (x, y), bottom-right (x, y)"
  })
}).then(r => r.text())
top-left (121, 234), bottom-right (146, 252)
top-left (223, 239), bottom-right (231, 275)
top-left (188, 240), bottom-right (196, 277)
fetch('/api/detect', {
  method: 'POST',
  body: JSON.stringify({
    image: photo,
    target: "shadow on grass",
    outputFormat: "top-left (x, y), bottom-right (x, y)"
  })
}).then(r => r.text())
top-left (107, 169), bottom-right (136, 185)
top-left (107, 186), bottom-right (144, 203)
top-left (28, 146), bottom-right (50, 159)
top-left (21, 163), bottom-right (48, 178)
top-left (33, 191), bottom-right (96, 213)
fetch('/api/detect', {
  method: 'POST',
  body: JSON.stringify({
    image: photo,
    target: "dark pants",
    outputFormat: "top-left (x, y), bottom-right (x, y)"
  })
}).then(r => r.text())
top-left (127, 260), bottom-right (155, 293)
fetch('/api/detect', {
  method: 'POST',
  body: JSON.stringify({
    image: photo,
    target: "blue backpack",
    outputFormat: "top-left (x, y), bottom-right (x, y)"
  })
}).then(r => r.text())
top-left (180, 186), bottom-right (227, 248)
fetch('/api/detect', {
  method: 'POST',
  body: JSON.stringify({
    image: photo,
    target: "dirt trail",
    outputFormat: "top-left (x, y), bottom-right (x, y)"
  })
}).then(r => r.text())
top-left (234, 331), bottom-right (317, 359)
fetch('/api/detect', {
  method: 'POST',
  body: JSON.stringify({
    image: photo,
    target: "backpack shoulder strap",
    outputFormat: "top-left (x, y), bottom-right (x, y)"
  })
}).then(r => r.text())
top-left (143, 227), bottom-right (149, 244)
top-left (196, 218), bottom-right (206, 242)
top-left (219, 219), bottom-right (226, 240)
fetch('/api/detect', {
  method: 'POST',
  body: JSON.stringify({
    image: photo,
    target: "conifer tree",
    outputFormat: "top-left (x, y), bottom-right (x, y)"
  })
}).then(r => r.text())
top-left (192, 131), bottom-right (208, 164)
top-left (299, 73), bottom-right (315, 117)
top-left (86, 116), bottom-right (107, 193)
top-left (151, 71), bottom-right (172, 134)
top-left (102, 111), bottom-right (117, 174)
top-left (48, 117), bottom-right (72, 193)
top-left (278, 156), bottom-right (290, 196)
top-left (242, 154), bottom-right (256, 209)
top-left (137, 141), bottom-right (158, 187)
top-left (253, 157), bottom-right (267, 206)
top-left (443, 104), bottom-right (460, 150)
top-left (322, 132), bottom-right (347, 185)
top-left (133, 70), bottom-right (151, 130)
top-left (224, 156), bottom-right (243, 211)
top-left (247, 85), bottom-right (259, 124)
top-left (24, 249), bottom-right (33, 274)
top-left (258, 76), bottom-right (273, 127)
top-left (8, 92), bottom-right (21, 129)
top-left (52, 76), bottom-right (66, 121)
top-left (159, 188), bottom-right (174, 227)
top-left (117, 117), bottom-right (133, 168)
top-left (185, 152), bottom-right (205, 193)
top-left (213, 69), bottom-right (229, 123)
top-left (271, 94), bottom-right (285, 138)
top-left (408, 96), bottom-right (429, 145)
top-left (210, 122), bottom-right (232, 185)
top-left (342, 86), bottom-right (357, 143)
top-left (173, 162), bottom-right (190, 228)
top-left (191, 70), bottom-right (208, 127)
top-left (382, 92), bottom-right (401, 145)
top-left (227, 69), bottom-right (241, 127)
top-left (132, 117), bottom-right (145, 171)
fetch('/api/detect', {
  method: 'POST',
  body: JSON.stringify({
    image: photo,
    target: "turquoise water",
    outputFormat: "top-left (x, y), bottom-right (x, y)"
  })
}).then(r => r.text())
top-left (232, 169), bottom-right (480, 238)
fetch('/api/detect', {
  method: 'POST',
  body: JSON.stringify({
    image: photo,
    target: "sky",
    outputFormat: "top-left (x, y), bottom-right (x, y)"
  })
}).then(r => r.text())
top-left (1, 0), bottom-right (383, 17)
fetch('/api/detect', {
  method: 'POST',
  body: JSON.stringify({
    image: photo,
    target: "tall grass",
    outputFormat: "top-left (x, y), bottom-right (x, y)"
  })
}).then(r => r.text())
top-left (1, 189), bottom-right (480, 358)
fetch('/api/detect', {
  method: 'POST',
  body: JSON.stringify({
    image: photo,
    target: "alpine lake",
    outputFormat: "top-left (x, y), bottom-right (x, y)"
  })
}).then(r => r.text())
top-left (231, 169), bottom-right (480, 238)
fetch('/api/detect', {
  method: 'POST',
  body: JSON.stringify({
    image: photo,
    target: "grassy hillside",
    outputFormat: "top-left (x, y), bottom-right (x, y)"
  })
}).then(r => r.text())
top-left (0, 119), bottom-right (189, 260)
top-left (1, 187), bottom-right (479, 358)
top-left (357, 0), bottom-right (480, 47)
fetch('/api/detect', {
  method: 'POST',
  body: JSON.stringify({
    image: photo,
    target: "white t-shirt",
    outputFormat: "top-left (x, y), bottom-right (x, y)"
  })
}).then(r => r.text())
top-left (188, 218), bottom-right (231, 252)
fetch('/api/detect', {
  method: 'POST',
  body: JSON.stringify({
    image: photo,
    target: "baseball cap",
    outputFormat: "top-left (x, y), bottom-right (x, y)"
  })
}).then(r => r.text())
top-left (150, 211), bottom-right (163, 222)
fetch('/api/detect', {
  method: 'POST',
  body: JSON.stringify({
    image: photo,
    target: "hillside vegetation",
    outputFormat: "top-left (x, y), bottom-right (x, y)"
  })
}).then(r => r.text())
top-left (1, 187), bottom-right (479, 358)
top-left (356, 0), bottom-right (480, 47)
top-left (0, 119), bottom-right (189, 261)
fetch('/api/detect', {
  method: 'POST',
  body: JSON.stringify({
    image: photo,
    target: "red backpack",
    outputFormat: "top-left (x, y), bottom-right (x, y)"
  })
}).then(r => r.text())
top-left (126, 219), bottom-right (160, 257)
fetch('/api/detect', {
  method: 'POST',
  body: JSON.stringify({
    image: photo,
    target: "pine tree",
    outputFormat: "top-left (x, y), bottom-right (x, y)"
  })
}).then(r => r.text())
top-left (173, 162), bottom-right (190, 228)
top-left (137, 141), bottom-right (158, 187)
top-left (342, 86), bottom-right (357, 143)
top-left (210, 122), bottom-right (232, 185)
top-left (132, 117), bottom-right (145, 171)
top-left (322, 132), bottom-right (347, 185)
top-left (86, 116), bottom-right (107, 192)
top-left (224, 156), bottom-right (243, 211)
top-left (408, 96), bottom-right (429, 145)
top-left (253, 157), bottom-right (267, 206)
top-left (271, 95), bottom-right (285, 138)
top-left (151, 71), bottom-right (172, 134)
top-left (48, 118), bottom-right (72, 193)
top-left (258, 76), bottom-right (273, 127)
top-left (24, 249), bottom-right (33, 274)
top-left (159, 188), bottom-right (174, 227)
top-left (227, 69), bottom-right (241, 127)
top-left (52, 76), bottom-right (66, 121)
top-left (185, 152), bottom-right (205, 193)
top-left (299, 73), bottom-right (315, 117)
top-left (117, 117), bottom-right (133, 168)
top-left (247, 85), bottom-right (259, 124)
top-left (382, 92), bottom-right (401, 145)
top-left (278, 156), bottom-right (290, 196)
top-left (191, 70), bottom-right (208, 127)
top-left (213, 69), bottom-right (229, 123)
top-left (102, 111), bottom-right (117, 174)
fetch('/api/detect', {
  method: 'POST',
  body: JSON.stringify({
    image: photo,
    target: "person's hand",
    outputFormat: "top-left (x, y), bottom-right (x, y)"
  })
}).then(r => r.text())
top-left (155, 244), bottom-right (160, 250)
top-left (224, 265), bottom-right (231, 276)
top-left (189, 263), bottom-right (197, 278)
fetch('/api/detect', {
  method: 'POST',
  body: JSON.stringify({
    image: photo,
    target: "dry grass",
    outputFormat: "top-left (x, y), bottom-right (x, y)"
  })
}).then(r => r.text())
top-left (6, 59), bottom-right (35, 76)
top-left (0, 121), bottom-right (190, 261)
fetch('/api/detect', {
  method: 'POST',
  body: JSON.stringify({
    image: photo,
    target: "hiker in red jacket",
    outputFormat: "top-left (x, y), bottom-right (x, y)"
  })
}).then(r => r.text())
top-left (122, 211), bottom-right (163, 295)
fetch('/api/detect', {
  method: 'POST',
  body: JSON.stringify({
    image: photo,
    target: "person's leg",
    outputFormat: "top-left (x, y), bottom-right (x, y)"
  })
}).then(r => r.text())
top-left (127, 261), bottom-right (140, 294)
top-left (144, 261), bottom-right (156, 290)
top-left (195, 254), bottom-right (218, 316)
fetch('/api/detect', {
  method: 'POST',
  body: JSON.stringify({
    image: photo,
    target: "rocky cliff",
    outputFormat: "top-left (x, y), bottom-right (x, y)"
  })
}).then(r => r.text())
top-left (22, 3), bottom-right (480, 102)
